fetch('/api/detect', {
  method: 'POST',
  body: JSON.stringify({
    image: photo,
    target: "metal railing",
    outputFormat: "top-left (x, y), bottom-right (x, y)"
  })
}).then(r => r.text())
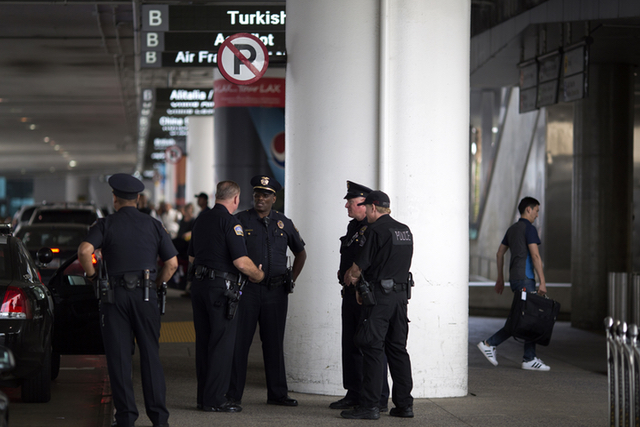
top-left (605, 317), bottom-right (640, 427)
top-left (608, 273), bottom-right (640, 326)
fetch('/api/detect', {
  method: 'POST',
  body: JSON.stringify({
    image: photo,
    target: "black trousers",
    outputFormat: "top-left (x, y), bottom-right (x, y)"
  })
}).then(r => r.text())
top-left (342, 289), bottom-right (390, 406)
top-left (358, 288), bottom-right (413, 409)
top-left (228, 282), bottom-right (289, 401)
top-left (191, 277), bottom-right (238, 407)
top-left (100, 287), bottom-right (168, 427)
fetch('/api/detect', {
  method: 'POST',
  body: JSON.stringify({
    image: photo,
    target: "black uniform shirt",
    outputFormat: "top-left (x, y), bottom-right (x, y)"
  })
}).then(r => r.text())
top-left (339, 217), bottom-right (368, 278)
top-left (236, 209), bottom-right (305, 280)
top-left (84, 206), bottom-right (178, 279)
top-left (188, 203), bottom-right (248, 274)
top-left (355, 214), bottom-right (413, 284)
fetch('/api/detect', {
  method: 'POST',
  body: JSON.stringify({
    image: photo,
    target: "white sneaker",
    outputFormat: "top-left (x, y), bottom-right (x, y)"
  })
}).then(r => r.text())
top-left (477, 341), bottom-right (498, 366)
top-left (522, 357), bottom-right (550, 371)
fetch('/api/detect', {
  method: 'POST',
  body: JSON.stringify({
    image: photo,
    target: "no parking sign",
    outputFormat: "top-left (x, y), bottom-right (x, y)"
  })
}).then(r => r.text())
top-left (218, 33), bottom-right (269, 85)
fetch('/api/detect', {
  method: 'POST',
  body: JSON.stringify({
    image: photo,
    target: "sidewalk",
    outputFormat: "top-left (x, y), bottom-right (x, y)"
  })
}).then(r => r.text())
top-left (124, 290), bottom-right (608, 427)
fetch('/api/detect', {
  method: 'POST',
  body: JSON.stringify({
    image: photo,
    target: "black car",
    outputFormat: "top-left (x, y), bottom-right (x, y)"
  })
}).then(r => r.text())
top-left (0, 225), bottom-right (54, 403)
top-left (15, 224), bottom-right (90, 285)
top-left (45, 253), bottom-right (104, 380)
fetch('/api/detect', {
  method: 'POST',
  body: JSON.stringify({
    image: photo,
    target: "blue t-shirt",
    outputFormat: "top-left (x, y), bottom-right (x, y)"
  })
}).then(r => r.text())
top-left (501, 218), bottom-right (541, 281)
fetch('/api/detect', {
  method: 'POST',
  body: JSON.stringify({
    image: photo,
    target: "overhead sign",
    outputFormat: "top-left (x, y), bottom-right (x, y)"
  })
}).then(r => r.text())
top-left (562, 40), bottom-right (589, 103)
top-left (218, 33), bottom-right (269, 85)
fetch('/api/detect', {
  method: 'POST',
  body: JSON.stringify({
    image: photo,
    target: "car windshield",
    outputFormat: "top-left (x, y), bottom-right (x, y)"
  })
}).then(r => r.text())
top-left (19, 228), bottom-right (87, 250)
top-left (32, 210), bottom-right (96, 225)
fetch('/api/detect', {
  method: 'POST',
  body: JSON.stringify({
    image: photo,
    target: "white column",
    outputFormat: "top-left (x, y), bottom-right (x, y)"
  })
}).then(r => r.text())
top-left (65, 175), bottom-right (90, 203)
top-left (285, 0), bottom-right (470, 398)
top-left (186, 116), bottom-right (215, 213)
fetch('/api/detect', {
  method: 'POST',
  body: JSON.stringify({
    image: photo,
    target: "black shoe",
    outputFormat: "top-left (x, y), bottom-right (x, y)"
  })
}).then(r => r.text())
top-left (379, 405), bottom-right (388, 412)
top-left (227, 397), bottom-right (242, 405)
top-left (389, 405), bottom-right (414, 418)
top-left (202, 401), bottom-right (242, 412)
top-left (267, 396), bottom-right (298, 406)
top-left (329, 396), bottom-right (358, 409)
top-left (340, 406), bottom-right (380, 420)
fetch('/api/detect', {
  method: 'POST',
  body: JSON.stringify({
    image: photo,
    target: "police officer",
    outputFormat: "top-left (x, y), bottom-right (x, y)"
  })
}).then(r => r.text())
top-left (227, 175), bottom-right (307, 407)
top-left (188, 181), bottom-right (264, 413)
top-left (342, 191), bottom-right (414, 420)
top-left (330, 181), bottom-right (390, 412)
top-left (78, 173), bottom-right (178, 427)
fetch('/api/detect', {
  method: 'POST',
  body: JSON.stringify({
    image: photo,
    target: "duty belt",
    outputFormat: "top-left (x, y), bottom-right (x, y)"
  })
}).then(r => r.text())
top-left (110, 276), bottom-right (144, 288)
top-left (195, 265), bottom-right (239, 283)
top-left (264, 273), bottom-right (287, 287)
top-left (390, 283), bottom-right (407, 292)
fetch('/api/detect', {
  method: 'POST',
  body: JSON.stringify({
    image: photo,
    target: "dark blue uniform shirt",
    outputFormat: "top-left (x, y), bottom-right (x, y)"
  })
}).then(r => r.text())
top-left (188, 203), bottom-right (248, 274)
top-left (235, 209), bottom-right (305, 281)
top-left (84, 206), bottom-right (177, 280)
top-left (356, 214), bottom-right (413, 284)
top-left (339, 217), bottom-right (368, 278)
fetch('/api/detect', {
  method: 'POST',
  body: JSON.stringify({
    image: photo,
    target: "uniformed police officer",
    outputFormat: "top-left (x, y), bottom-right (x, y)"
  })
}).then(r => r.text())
top-left (227, 175), bottom-right (307, 407)
top-left (78, 173), bottom-right (178, 427)
top-left (342, 190), bottom-right (414, 420)
top-left (330, 181), bottom-right (390, 412)
top-left (188, 181), bottom-right (264, 413)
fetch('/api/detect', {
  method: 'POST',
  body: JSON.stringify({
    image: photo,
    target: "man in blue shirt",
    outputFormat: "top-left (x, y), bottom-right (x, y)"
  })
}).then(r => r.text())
top-left (477, 197), bottom-right (550, 371)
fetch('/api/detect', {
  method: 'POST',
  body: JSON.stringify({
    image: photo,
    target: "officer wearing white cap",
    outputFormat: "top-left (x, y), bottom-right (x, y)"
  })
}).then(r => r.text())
top-left (342, 190), bottom-right (415, 420)
top-left (78, 173), bottom-right (178, 427)
top-left (227, 175), bottom-right (306, 407)
top-left (330, 181), bottom-right (390, 412)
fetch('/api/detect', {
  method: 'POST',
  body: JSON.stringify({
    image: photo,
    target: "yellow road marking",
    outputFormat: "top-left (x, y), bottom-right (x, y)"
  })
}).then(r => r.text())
top-left (160, 321), bottom-right (195, 343)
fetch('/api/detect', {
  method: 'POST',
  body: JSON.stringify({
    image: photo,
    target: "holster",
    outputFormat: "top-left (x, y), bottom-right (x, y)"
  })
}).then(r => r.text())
top-left (283, 268), bottom-right (294, 294)
top-left (224, 275), bottom-right (246, 320)
top-left (380, 279), bottom-right (394, 294)
top-left (407, 272), bottom-right (414, 300)
top-left (158, 282), bottom-right (167, 315)
top-left (97, 260), bottom-right (114, 304)
top-left (356, 278), bottom-right (376, 306)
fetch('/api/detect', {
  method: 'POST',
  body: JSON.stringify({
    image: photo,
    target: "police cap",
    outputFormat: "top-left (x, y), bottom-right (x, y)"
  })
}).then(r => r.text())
top-left (194, 192), bottom-right (209, 199)
top-left (251, 175), bottom-right (282, 194)
top-left (344, 181), bottom-right (373, 200)
top-left (357, 190), bottom-right (390, 208)
top-left (108, 173), bottom-right (144, 200)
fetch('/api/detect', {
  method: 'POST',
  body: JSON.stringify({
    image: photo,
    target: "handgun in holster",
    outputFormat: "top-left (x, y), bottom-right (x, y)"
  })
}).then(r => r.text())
top-left (407, 272), bottom-right (415, 300)
top-left (158, 282), bottom-right (167, 315)
top-left (224, 274), bottom-right (247, 320)
top-left (97, 259), bottom-right (114, 304)
top-left (283, 267), bottom-right (294, 294)
top-left (356, 277), bottom-right (376, 306)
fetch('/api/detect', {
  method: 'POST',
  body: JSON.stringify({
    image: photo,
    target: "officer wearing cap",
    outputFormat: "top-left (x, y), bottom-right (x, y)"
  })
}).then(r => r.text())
top-left (188, 181), bottom-right (265, 413)
top-left (227, 175), bottom-right (307, 407)
top-left (330, 181), bottom-right (390, 412)
top-left (78, 173), bottom-right (178, 427)
top-left (341, 190), bottom-right (414, 420)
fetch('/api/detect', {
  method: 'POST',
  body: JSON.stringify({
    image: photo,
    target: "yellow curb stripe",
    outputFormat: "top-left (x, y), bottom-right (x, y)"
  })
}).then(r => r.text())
top-left (160, 321), bottom-right (195, 343)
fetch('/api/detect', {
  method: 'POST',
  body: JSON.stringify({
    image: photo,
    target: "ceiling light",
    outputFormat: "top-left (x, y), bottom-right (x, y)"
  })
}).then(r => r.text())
top-left (20, 117), bottom-right (28, 123)
top-left (43, 137), bottom-right (50, 143)
top-left (54, 145), bottom-right (60, 151)
top-left (29, 124), bottom-right (36, 130)
top-left (69, 160), bottom-right (77, 168)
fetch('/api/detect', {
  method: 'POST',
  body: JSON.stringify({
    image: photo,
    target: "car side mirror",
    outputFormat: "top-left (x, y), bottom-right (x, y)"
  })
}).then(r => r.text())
top-left (37, 247), bottom-right (53, 265)
top-left (0, 346), bottom-right (15, 372)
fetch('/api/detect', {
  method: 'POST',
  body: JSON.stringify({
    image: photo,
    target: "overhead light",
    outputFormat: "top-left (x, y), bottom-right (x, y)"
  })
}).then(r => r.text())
top-left (43, 137), bottom-right (50, 143)
top-left (29, 124), bottom-right (36, 130)
top-left (69, 160), bottom-right (77, 168)
top-left (20, 117), bottom-right (28, 123)
top-left (54, 145), bottom-right (60, 151)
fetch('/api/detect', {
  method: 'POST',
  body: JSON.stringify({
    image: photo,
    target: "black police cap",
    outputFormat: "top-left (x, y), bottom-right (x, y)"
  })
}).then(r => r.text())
top-left (108, 173), bottom-right (144, 200)
top-left (195, 192), bottom-right (209, 199)
top-left (344, 180), bottom-right (373, 200)
top-left (357, 190), bottom-right (390, 208)
top-left (251, 175), bottom-right (282, 194)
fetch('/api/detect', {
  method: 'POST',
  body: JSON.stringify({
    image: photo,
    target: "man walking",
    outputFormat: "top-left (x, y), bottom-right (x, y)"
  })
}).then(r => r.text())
top-left (78, 173), bottom-right (178, 427)
top-left (188, 181), bottom-right (265, 413)
top-left (330, 181), bottom-right (389, 412)
top-left (477, 196), bottom-right (550, 371)
top-left (342, 190), bottom-right (414, 420)
top-left (227, 175), bottom-right (307, 407)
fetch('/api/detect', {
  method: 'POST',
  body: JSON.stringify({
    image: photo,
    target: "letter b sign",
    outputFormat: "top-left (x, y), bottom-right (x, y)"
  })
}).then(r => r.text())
top-left (141, 5), bottom-right (169, 31)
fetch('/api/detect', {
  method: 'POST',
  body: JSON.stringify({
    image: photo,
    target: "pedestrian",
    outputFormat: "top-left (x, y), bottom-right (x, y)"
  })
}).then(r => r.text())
top-left (477, 196), bottom-right (550, 371)
top-left (195, 192), bottom-right (210, 217)
top-left (342, 190), bottom-right (414, 420)
top-left (159, 201), bottom-right (181, 239)
top-left (188, 180), bottom-right (265, 413)
top-left (330, 181), bottom-right (390, 412)
top-left (227, 175), bottom-right (307, 407)
top-left (77, 173), bottom-right (178, 427)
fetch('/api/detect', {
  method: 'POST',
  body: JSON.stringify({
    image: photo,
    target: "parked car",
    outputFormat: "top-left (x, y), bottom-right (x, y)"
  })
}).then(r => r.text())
top-left (45, 252), bottom-right (104, 380)
top-left (0, 346), bottom-right (15, 427)
top-left (15, 224), bottom-right (90, 285)
top-left (14, 203), bottom-right (103, 234)
top-left (0, 224), bottom-right (54, 403)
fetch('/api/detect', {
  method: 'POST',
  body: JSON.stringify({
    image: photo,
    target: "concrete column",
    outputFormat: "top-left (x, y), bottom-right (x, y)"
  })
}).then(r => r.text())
top-left (572, 64), bottom-right (634, 330)
top-left (186, 116), bottom-right (214, 213)
top-left (285, 0), bottom-right (470, 398)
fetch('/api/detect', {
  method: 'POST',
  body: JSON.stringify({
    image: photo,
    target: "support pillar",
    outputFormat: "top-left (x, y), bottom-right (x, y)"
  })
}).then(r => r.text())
top-left (186, 116), bottom-right (214, 213)
top-left (285, 0), bottom-right (470, 398)
top-left (572, 64), bottom-right (634, 330)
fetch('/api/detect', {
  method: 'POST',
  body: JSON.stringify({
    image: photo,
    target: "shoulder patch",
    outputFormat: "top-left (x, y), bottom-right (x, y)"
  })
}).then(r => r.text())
top-left (277, 220), bottom-right (284, 229)
top-left (234, 224), bottom-right (244, 236)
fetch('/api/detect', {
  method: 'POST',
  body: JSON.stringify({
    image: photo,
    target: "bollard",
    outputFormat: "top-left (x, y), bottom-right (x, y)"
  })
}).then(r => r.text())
top-left (607, 317), bottom-right (616, 427)
top-left (617, 322), bottom-right (628, 427)
top-left (628, 324), bottom-right (640, 427)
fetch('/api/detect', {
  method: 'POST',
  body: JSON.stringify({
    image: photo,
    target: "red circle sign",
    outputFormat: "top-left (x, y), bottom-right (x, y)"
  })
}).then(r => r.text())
top-left (218, 33), bottom-right (269, 85)
top-left (164, 145), bottom-right (183, 164)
